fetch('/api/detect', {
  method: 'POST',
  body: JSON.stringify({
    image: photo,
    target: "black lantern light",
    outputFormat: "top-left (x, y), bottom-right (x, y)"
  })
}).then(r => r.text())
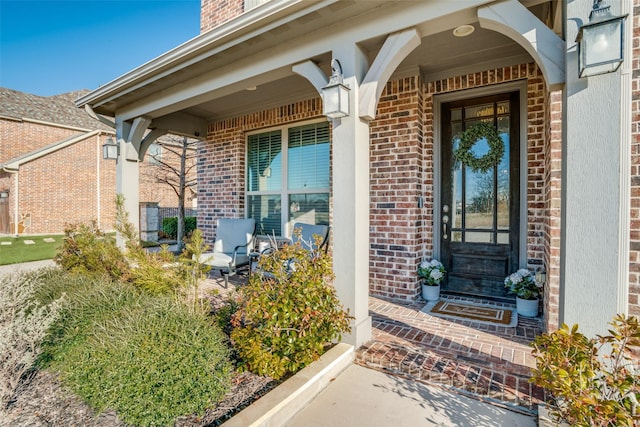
top-left (576, 0), bottom-right (628, 78)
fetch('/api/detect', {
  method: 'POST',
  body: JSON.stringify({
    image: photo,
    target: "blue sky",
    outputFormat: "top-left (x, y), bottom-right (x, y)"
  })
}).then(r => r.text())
top-left (1, 0), bottom-right (200, 96)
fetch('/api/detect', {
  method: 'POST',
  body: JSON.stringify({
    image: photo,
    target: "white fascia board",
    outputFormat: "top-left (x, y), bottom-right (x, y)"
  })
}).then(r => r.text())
top-left (76, 0), bottom-right (334, 110)
top-left (116, 0), bottom-right (492, 122)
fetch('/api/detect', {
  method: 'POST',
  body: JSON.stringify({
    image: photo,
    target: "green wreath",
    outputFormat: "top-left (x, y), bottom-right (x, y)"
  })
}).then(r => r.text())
top-left (453, 121), bottom-right (504, 173)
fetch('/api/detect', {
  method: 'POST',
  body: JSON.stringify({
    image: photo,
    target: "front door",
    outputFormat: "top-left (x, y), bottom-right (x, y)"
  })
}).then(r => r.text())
top-left (440, 92), bottom-right (520, 300)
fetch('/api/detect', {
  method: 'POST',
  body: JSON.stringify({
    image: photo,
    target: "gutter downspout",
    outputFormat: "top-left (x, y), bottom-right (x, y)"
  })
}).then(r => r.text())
top-left (14, 172), bottom-right (18, 236)
top-left (96, 133), bottom-right (101, 228)
top-left (2, 166), bottom-right (18, 236)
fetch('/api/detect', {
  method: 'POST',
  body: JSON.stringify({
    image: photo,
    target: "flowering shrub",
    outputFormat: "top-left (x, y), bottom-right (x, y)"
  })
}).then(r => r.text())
top-left (418, 259), bottom-right (446, 286)
top-left (231, 239), bottom-right (351, 380)
top-left (504, 269), bottom-right (541, 300)
top-left (530, 315), bottom-right (640, 426)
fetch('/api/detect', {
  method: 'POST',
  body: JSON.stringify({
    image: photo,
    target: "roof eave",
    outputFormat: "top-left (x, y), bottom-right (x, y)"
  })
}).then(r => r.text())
top-left (75, 0), bottom-right (333, 112)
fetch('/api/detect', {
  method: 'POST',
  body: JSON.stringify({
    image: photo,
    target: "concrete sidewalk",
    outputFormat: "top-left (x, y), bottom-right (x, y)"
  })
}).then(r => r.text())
top-left (287, 364), bottom-right (537, 427)
top-left (0, 259), bottom-right (55, 276)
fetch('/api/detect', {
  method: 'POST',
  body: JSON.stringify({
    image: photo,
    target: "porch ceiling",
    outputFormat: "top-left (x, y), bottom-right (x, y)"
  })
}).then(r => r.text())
top-left (193, 24), bottom-right (532, 121)
top-left (79, 0), bottom-right (557, 128)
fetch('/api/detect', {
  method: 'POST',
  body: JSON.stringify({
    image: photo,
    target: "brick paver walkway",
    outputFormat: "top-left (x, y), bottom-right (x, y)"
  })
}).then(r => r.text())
top-left (355, 295), bottom-right (546, 415)
top-left (205, 270), bottom-right (546, 415)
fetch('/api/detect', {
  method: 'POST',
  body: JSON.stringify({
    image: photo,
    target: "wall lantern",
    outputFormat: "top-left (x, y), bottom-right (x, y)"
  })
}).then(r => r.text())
top-left (576, 0), bottom-right (627, 78)
top-left (102, 136), bottom-right (119, 160)
top-left (322, 59), bottom-right (350, 119)
top-left (0, 190), bottom-right (8, 198)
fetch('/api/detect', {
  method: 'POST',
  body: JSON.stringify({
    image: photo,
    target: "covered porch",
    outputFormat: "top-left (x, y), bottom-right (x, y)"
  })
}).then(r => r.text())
top-left (76, 0), bottom-right (633, 347)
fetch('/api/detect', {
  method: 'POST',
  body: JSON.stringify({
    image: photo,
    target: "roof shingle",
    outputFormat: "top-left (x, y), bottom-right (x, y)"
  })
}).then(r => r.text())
top-left (0, 87), bottom-right (112, 131)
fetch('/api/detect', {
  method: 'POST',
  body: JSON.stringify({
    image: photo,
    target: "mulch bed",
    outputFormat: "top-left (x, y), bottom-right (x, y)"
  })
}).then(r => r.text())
top-left (2, 366), bottom-right (276, 426)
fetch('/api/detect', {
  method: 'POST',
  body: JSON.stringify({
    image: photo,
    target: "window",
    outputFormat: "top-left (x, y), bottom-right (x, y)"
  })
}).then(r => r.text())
top-left (244, 0), bottom-right (271, 11)
top-left (147, 143), bottom-right (162, 165)
top-left (247, 121), bottom-right (330, 237)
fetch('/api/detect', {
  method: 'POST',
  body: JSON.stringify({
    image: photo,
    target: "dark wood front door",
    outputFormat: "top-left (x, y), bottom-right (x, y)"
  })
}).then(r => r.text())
top-left (440, 92), bottom-right (520, 300)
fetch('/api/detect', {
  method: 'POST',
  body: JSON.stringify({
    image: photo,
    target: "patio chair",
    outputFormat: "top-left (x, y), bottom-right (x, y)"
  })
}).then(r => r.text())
top-left (290, 222), bottom-right (330, 253)
top-left (198, 218), bottom-right (256, 288)
top-left (252, 222), bottom-right (330, 279)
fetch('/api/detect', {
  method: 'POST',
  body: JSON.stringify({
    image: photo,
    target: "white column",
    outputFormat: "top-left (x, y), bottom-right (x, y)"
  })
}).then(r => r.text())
top-left (331, 43), bottom-right (372, 347)
top-left (115, 120), bottom-right (140, 246)
top-left (561, 1), bottom-right (630, 336)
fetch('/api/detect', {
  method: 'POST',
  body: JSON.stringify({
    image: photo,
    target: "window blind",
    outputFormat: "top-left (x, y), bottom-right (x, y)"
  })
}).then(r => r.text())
top-left (287, 122), bottom-right (330, 191)
top-left (247, 130), bottom-right (281, 192)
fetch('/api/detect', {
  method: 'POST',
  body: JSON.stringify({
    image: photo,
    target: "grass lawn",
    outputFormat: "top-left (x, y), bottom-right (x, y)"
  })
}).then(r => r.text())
top-left (0, 234), bottom-right (64, 265)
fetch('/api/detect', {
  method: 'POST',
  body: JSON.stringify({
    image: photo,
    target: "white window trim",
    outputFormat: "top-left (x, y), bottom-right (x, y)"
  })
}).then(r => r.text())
top-left (246, 118), bottom-right (330, 237)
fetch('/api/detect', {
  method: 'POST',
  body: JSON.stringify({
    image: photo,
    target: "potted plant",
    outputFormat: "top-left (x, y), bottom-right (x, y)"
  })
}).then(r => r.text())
top-left (418, 259), bottom-right (446, 301)
top-left (504, 268), bottom-right (542, 317)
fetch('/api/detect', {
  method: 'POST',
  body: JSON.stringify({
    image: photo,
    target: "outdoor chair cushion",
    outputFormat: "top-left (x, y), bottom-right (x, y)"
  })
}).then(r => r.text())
top-left (198, 252), bottom-right (252, 269)
top-left (213, 218), bottom-right (256, 256)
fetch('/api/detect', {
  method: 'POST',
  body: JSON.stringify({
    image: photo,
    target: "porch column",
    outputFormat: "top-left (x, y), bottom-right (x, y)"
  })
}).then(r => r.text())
top-left (331, 43), bottom-right (372, 347)
top-left (561, 1), bottom-right (631, 336)
top-left (115, 116), bottom-right (151, 245)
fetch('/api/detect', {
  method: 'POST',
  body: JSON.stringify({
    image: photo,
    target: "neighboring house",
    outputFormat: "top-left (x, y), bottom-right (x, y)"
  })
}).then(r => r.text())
top-left (0, 88), bottom-right (196, 235)
top-left (75, 0), bottom-right (636, 346)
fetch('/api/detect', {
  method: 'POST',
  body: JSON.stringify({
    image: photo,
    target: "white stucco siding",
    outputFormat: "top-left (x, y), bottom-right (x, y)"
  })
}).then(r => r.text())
top-left (561, 0), bottom-right (630, 336)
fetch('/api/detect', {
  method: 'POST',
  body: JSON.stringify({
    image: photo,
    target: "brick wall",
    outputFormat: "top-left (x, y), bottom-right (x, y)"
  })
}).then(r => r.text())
top-left (1, 114), bottom-right (190, 235)
top-left (544, 90), bottom-right (563, 331)
top-left (200, 0), bottom-right (244, 33)
top-left (0, 118), bottom-right (84, 163)
top-left (198, 99), bottom-right (323, 243)
top-left (630, 0), bottom-right (640, 317)
top-left (16, 133), bottom-right (115, 234)
top-left (420, 63), bottom-right (550, 287)
top-left (198, 64), bottom-right (558, 321)
top-left (139, 143), bottom-right (198, 210)
top-left (369, 76), bottom-right (425, 300)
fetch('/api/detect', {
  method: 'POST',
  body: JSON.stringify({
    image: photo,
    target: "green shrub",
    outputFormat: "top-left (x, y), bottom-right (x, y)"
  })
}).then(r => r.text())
top-left (39, 274), bottom-right (232, 426)
top-left (530, 315), bottom-right (640, 427)
top-left (0, 271), bottom-right (64, 408)
top-left (54, 221), bottom-right (129, 281)
top-left (62, 299), bottom-right (231, 426)
top-left (230, 239), bottom-right (351, 380)
top-left (180, 229), bottom-right (212, 312)
top-left (38, 273), bottom-right (141, 366)
top-left (162, 216), bottom-right (197, 239)
top-left (127, 245), bottom-right (185, 294)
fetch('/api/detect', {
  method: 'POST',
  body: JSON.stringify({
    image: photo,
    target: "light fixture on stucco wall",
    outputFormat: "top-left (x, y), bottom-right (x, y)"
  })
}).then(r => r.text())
top-left (576, 0), bottom-right (627, 78)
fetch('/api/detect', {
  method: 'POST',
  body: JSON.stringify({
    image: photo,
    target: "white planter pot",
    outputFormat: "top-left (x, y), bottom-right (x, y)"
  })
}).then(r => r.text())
top-left (516, 297), bottom-right (539, 317)
top-left (422, 284), bottom-right (441, 301)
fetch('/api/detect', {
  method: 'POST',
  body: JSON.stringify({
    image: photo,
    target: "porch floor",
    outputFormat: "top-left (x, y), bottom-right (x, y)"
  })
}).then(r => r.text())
top-left (356, 295), bottom-right (546, 415)
top-left (204, 271), bottom-right (546, 416)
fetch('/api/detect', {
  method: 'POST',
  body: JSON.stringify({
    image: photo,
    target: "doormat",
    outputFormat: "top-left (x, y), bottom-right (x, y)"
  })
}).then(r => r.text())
top-left (421, 300), bottom-right (517, 327)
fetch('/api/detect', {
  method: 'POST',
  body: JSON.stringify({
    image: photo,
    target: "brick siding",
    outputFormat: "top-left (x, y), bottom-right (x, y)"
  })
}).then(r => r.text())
top-left (198, 99), bottom-right (324, 243)
top-left (200, 0), bottom-right (244, 33)
top-left (420, 64), bottom-right (551, 291)
top-left (0, 118), bottom-right (84, 164)
top-left (1, 117), bottom-right (193, 235)
top-left (198, 64), bottom-right (560, 334)
top-left (630, 0), bottom-right (640, 317)
top-left (369, 76), bottom-right (425, 300)
top-left (544, 90), bottom-right (562, 330)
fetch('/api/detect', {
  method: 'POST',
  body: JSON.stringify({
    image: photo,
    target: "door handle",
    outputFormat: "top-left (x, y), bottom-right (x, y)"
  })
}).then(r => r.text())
top-left (442, 214), bottom-right (448, 240)
top-left (442, 206), bottom-right (449, 240)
